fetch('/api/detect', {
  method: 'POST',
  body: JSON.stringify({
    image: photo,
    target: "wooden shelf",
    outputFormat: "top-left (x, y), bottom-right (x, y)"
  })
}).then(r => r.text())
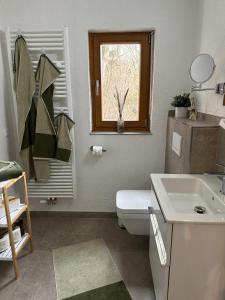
top-left (0, 174), bottom-right (24, 190)
top-left (0, 233), bottom-right (30, 261)
top-left (0, 204), bottom-right (27, 228)
top-left (0, 172), bottom-right (33, 278)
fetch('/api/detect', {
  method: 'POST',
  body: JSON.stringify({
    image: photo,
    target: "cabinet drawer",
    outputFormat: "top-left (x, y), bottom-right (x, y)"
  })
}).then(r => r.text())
top-left (149, 220), bottom-right (170, 300)
top-left (149, 190), bottom-right (172, 300)
top-left (149, 190), bottom-right (172, 264)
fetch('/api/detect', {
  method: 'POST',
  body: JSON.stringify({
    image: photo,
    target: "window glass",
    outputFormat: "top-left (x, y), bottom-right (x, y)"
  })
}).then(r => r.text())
top-left (100, 44), bottom-right (141, 121)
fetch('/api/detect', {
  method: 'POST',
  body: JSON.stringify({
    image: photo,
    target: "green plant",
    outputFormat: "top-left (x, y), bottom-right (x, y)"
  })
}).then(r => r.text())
top-left (171, 93), bottom-right (191, 107)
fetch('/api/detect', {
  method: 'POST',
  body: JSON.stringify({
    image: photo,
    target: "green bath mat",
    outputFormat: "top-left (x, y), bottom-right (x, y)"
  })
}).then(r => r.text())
top-left (53, 239), bottom-right (131, 300)
top-left (64, 281), bottom-right (131, 300)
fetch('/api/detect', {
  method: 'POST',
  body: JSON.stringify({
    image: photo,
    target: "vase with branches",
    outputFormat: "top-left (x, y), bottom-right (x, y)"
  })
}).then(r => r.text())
top-left (114, 87), bottom-right (129, 133)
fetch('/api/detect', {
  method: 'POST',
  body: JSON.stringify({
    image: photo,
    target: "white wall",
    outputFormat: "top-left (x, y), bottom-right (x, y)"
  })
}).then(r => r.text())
top-left (195, 0), bottom-right (225, 117)
top-left (0, 16), bottom-right (10, 160)
top-left (0, 0), bottom-right (200, 211)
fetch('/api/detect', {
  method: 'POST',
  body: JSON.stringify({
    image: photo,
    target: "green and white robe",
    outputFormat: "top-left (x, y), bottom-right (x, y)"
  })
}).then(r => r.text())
top-left (13, 36), bottom-right (36, 179)
top-left (33, 54), bottom-right (60, 181)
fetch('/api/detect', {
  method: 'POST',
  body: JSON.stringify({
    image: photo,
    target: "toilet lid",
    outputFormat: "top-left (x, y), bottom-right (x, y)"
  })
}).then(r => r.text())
top-left (116, 190), bottom-right (153, 214)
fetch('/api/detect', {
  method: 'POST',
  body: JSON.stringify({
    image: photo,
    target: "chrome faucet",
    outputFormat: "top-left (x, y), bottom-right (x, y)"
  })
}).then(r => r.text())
top-left (217, 165), bottom-right (225, 195)
top-left (219, 176), bottom-right (225, 195)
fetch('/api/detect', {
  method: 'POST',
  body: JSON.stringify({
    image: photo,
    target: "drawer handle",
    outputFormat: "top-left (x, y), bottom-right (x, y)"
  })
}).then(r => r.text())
top-left (150, 214), bottom-right (168, 267)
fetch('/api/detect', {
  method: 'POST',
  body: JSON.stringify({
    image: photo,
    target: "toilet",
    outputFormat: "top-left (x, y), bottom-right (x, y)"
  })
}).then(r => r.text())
top-left (116, 190), bottom-right (154, 235)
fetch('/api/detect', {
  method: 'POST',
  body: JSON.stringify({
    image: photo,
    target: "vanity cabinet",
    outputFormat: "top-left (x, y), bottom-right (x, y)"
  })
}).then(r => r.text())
top-left (165, 114), bottom-right (220, 174)
top-left (149, 189), bottom-right (225, 300)
top-left (167, 223), bottom-right (225, 300)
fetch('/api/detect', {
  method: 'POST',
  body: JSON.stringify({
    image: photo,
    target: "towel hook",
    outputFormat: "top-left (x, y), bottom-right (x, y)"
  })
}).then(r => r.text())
top-left (59, 107), bottom-right (66, 113)
top-left (17, 28), bottom-right (22, 37)
top-left (41, 48), bottom-right (46, 55)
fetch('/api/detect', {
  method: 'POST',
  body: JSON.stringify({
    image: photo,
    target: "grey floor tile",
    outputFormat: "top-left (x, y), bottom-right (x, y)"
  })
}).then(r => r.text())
top-left (0, 216), bottom-right (155, 300)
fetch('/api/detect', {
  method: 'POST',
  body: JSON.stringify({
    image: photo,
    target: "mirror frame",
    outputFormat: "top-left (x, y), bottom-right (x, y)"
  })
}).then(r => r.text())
top-left (189, 53), bottom-right (216, 84)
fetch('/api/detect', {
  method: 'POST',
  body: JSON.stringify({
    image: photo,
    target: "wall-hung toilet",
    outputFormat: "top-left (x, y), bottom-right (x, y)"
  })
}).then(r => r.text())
top-left (116, 190), bottom-right (155, 235)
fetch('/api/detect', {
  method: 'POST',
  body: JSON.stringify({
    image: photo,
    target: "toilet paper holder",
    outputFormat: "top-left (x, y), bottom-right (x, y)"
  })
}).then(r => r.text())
top-left (90, 146), bottom-right (107, 152)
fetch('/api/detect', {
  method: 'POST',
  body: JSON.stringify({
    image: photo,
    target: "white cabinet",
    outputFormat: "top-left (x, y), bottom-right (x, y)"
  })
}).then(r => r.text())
top-left (149, 190), bottom-right (225, 300)
top-left (149, 190), bottom-right (172, 300)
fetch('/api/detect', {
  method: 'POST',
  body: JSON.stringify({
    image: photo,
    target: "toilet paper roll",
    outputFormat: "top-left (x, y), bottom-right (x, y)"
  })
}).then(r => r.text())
top-left (219, 119), bottom-right (225, 130)
top-left (92, 146), bottom-right (103, 156)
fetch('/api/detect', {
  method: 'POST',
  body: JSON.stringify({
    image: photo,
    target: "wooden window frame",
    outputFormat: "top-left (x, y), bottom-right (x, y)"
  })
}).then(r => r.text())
top-left (89, 31), bottom-right (153, 132)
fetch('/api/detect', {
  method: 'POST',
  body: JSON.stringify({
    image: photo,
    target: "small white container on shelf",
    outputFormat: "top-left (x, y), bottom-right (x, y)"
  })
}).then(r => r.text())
top-left (0, 227), bottom-right (22, 252)
top-left (0, 197), bottom-right (20, 219)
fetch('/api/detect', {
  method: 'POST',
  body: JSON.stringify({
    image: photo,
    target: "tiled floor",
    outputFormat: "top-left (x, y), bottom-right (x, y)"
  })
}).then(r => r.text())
top-left (0, 215), bottom-right (155, 300)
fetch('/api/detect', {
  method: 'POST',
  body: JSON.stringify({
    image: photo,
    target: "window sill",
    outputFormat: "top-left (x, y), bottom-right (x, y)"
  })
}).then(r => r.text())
top-left (89, 131), bottom-right (152, 135)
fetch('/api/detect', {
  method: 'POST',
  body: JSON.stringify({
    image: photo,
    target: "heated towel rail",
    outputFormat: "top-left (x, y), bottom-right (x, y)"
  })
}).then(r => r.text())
top-left (6, 28), bottom-right (76, 200)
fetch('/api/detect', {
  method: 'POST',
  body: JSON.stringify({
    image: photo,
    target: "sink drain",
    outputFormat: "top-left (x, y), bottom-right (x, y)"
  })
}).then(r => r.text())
top-left (194, 206), bottom-right (207, 214)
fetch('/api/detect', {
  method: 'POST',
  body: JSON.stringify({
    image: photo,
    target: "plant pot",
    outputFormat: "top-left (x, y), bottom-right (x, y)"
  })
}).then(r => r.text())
top-left (175, 107), bottom-right (188, 119)
top-left (117, 119), bottom-right (124, 133)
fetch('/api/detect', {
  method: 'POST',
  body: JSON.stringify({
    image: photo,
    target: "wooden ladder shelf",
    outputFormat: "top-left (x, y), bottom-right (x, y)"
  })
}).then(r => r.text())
top-left (0, 172), bottom-right (33, 279)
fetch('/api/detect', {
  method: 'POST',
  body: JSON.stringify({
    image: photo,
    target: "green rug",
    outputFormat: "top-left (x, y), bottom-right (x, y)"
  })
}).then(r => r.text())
top-left (64, 281), bottom-right (131, 300)
top-left (53, 239), bottom-right (131, 300)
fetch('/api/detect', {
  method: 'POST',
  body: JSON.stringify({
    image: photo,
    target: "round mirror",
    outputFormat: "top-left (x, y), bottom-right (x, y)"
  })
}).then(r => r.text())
top-left (189, 54), bottom-right (215, 84)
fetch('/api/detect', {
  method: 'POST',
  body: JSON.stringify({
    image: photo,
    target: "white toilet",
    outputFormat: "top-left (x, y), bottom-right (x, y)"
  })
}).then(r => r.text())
top-left (116, 190), bottom-right (154, 235)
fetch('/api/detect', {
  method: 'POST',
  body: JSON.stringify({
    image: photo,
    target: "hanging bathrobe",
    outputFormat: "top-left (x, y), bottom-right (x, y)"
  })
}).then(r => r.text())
top-left (55, 113), bottom-right (75, 162)
top-left (13, 36), bottom-right (36, 178)
top-left (33, 54), bottom-right (60, 181)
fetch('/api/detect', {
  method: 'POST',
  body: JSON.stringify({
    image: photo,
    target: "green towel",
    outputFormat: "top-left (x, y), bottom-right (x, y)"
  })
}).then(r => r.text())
top-left (55, 113), bottom-right (75, 162)
top-left (13, 36), bottom-right (36, 179)
top-left (0, 161), bottom-right (23, 182)
top-left (33, 54), bottom-right (60, 181)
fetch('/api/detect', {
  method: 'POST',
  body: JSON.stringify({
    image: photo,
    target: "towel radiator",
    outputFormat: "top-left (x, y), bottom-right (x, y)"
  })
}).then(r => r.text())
top-left (6, 28), bottom-right (76, 200)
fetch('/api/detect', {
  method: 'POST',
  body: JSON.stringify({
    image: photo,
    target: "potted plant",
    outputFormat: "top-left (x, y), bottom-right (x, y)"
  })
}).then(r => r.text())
top-left (171, 93), bottom-right (191, 118)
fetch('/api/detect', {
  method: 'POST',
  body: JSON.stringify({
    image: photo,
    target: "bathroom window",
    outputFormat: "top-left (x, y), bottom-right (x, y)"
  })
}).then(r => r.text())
top-left (89, 32), bottom-right (153, 132)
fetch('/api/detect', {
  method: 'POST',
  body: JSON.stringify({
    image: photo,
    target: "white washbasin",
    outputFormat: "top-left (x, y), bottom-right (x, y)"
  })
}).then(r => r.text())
top-left (151, 174), bottom-right (225, 223)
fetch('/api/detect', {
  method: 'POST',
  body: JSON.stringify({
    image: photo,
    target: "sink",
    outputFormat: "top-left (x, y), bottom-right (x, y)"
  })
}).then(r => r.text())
top-left (151, 174), bottom-right (225, 223)
top-left (161, 177), bottom-right (225, 214)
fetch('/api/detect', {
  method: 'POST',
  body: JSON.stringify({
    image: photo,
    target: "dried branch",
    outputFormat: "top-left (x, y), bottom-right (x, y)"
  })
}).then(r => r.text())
top-left (114, 86), bottom-right (129, 119)
top-left (121, 88), bottom-right (129, 112)
top-left (114, 86), bottom-right (121, 118)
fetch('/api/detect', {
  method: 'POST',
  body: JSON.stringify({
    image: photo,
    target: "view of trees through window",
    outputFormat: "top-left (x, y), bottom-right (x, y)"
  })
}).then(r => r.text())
top-left (100, 43), bottom-right (141, 121)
